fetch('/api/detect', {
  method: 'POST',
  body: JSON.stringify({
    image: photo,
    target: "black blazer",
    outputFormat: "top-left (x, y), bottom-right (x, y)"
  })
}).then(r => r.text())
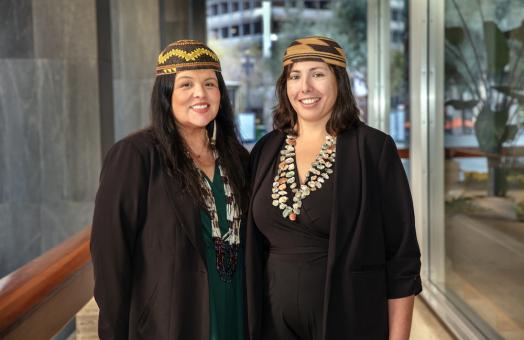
top-left (91, 129), bottom-right (231, 339)
top-left (246, 122), bottom-right (422, 340)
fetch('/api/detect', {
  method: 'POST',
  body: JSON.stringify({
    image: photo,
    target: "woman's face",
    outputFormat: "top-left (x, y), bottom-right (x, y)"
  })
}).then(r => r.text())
top-left (286, 61), bottom-right (337, 127)
top-left (171, 69), bottom-right (221, 131)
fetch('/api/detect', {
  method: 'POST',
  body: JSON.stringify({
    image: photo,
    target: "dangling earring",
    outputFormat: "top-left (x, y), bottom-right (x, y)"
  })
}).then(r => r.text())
top-left (210, 119), bottom-right (217, 147)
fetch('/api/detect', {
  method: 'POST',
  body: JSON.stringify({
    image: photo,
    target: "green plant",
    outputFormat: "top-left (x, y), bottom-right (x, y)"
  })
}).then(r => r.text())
top-left (514, 200), bottom-right (524, 219)
top-left (445, 0), bottom-right (524, 197)
top-left (445, 196), bottom-right (477, 215)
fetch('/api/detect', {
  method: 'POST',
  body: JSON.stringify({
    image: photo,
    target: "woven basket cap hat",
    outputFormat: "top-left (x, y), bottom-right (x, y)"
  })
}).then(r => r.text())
top-left (156, 39), bottom-right (221, 76)
top-left (283, 36), bottom-right (347, 68)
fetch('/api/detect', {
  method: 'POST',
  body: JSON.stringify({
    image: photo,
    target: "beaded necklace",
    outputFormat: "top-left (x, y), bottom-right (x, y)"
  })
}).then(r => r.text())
top-left (195, 152), bottom-right (241, 282)
top-left (272, 134), bottom-right (336, 221)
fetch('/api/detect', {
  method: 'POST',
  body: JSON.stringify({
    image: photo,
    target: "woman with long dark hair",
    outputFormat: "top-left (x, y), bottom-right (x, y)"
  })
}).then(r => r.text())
top-left (246, 36), bottom-right (422, 340)
top-left (91, 40), bottom-right (248, 340)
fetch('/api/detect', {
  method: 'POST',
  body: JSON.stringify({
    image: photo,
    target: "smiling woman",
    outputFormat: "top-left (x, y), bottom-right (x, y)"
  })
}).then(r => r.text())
top-left (246, 36), bottom-right (422, 340)
top-left (90, 40), bottom-right (249, 340)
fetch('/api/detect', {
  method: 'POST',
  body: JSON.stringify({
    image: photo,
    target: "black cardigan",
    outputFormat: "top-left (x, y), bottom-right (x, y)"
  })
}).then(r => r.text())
top-left (91, 129), bottom-right (248, 339)
top-left (246, 122), bottom-right (422, 340)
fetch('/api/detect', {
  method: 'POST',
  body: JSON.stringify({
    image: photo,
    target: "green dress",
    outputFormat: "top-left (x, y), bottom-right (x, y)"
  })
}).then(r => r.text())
top-left (199, 165), bottom-right (245, 340)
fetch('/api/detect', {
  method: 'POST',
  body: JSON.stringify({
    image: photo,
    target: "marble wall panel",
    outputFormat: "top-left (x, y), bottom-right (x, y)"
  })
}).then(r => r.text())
top-left (0, 0), bottom-right (34, 58)
top-left (35, 59), bottom-right (67, 202)
top-left (40, 201), bottom-right (94, 253)
top-left (0, 87), bottom-right (7, 203)
top-left (62, 59), bottom-right (101, 200)
top-left (111, 0), bottom-right (160, 80)
top-left (0, 60), bottom-right (42, 203)
top-left (32, 0), bottom-right (97, 60)
top-left (0, 203), bottom-right (42, 277)
top-left (113, 79), bottom-right (153, 141)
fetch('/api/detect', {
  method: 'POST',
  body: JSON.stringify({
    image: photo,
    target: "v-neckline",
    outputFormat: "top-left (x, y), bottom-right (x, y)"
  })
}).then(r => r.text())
top-left (204, 163), bottom-right (219, 185)
top-left (293, 155), bottom-right (309, 186)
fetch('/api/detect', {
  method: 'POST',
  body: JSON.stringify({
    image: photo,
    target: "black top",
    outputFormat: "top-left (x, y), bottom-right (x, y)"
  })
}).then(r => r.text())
top-left (246, 125), bottom-right (422, 340)
top-left (252, 145), bottom-right (333, 263)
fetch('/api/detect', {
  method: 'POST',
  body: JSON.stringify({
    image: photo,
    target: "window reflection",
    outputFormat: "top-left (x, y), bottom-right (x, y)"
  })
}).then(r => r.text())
top-left (443, 0), bottom-right (524, 337)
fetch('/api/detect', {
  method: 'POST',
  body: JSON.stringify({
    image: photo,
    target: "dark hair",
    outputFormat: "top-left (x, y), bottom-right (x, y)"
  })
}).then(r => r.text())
top-left (273, 63), bottom-right (361, 135)
top-left (149, 72), bottom-right (249, 211)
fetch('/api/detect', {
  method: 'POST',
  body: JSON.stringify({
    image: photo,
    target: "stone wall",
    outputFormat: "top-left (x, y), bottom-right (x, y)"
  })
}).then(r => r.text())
top-left (0, 0), bottom-right (101, 277)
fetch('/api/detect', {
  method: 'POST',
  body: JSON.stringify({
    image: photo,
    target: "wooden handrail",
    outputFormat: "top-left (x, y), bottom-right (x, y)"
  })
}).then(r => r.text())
top-left (0, 226), bottom-right (93, 339)
top-left (396, 146), bottom-right (524, 159)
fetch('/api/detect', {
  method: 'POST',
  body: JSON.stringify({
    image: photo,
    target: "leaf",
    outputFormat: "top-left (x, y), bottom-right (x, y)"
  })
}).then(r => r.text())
top-left (484, 21), bottom-right (509, 76)
top-left (446, 27), bottom-right (465, 46)
top-left (504, 20), bottom-right (524, 44)
top-left (492, 85), bottom-right (513, 96)
top-left (474, 106), bottom-right (508, 153)
top-left (510, 91), bottom-right (524, 104)
top-left (444, 99), bottom-right (479, 110)
top-left (503, 124), bottom-right (519, 142)
top-left (492, 86), bottom-right (524, 103)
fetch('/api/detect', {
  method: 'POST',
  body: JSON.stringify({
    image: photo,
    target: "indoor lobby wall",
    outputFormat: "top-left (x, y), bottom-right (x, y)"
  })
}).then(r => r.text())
top-left (0, 0), bottom-right (101, 277)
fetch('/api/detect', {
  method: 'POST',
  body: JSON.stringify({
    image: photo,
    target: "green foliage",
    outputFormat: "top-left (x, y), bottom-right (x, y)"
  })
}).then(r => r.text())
top-left (445, 0), bottom-right (524, 196)
top-left (445, 196), bottom-right (477, 215)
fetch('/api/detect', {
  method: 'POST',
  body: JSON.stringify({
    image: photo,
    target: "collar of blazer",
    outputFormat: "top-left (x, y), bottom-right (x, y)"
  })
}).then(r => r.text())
top-left (162, 173), bottom-right (207, 264)
top-left (251, 124), bottom-right (362, 267)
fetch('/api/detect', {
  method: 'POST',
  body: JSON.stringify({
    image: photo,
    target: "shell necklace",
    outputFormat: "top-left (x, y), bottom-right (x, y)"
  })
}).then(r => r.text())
top-left (195, 150), bottom-right (241, 282)
top-left (272, 134), bottom-right (336, 221)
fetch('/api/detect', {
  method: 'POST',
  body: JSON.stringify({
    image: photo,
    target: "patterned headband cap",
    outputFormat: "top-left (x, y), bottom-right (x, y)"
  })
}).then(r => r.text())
top-left (156, 39), bottom-right (221, 76)
top-left (283, 36), bottom-right (347, 68)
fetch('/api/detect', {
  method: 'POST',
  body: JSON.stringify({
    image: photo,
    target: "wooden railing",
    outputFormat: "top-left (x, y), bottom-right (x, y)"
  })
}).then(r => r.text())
top-left (0, 226), bottom-right (93, 340)
top-left (397, 146), bottom-right (524, 159)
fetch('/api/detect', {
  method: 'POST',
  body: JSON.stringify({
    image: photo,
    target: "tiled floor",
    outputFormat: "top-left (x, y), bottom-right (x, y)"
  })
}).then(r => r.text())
top-left (411, 297), bottom-right (455, 339)
top-left (74, 296), bottom-right (453, 339)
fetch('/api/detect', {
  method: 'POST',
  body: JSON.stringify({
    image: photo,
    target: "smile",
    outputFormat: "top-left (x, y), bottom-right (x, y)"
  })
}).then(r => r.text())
top-left (191, 104), bottom-right (209, 110)
top-left (299, 98), bottom-right (320, 105)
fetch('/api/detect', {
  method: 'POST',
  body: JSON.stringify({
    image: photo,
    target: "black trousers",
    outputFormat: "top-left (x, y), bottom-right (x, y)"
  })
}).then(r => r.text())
top-left (262, 254), bottom-right (327, 340)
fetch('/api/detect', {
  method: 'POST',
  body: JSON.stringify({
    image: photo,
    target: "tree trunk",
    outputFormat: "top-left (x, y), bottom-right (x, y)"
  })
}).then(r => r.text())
top-left (487, 157), bottom-right (507, 197)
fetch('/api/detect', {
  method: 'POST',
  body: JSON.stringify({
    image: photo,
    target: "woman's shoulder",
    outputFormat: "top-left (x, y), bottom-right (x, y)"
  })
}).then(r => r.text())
top-left (104, 128), bottom-right (157, 164)
top-left (347, 121), bottom-right (395, 152)
top-left (250, 129), bottom-right (284, 156)
top-left (353, 121), bottom-right (389, 143)
top-left (351, 122), bottom-right (399, 161)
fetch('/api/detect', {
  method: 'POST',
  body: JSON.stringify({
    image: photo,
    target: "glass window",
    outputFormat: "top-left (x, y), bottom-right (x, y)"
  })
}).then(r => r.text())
top-left (389, 0), bottom-right (409, 148)
top-left (304, 1), bottom-right (316, 9)
top-left (231, 25), bottom-right (240, 37)
top-left (220, 2), bottom-right (228, 13)
top-left (319, 1), bottom-right (330, 9)
top-left (441, 1), bottom-right (524, 337)
top-left (232, 1), bottom-right (239, 12)
top-left (243, 22), bottom-right (251, 35)
top-left (211, 4), bottom-right (218, 15)
top-left (221, 26), bottom-right (229, 38)
top-left (253, 19), bottom-right (262, 34)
